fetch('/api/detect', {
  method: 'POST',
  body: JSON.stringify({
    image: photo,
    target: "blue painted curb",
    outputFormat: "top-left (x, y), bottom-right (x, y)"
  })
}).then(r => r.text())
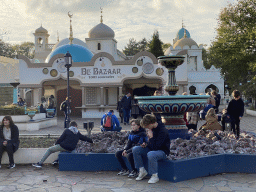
top-left (58, 153), bottom-right (256, 182)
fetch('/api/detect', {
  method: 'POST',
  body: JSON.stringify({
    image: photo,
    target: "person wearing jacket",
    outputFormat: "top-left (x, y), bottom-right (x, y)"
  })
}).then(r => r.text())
top-left (116, 119), bottom-right (147, 178)
top-left (132, 114), bottom-right (170, 184)
top-left (121, 92), bottom-right (132, 125)
top-left (200, 108), bottom-right (222, 131)
top-left (0, 116), bottom-right (19, 169)
top-left (100, 110), bottom-right (121, 132)
top-left (117, 96), bottom-right (124, 123)
top-left (227, 90), bottom-right (244, 137)
top-left (32, 121), bottom-right (93, 168)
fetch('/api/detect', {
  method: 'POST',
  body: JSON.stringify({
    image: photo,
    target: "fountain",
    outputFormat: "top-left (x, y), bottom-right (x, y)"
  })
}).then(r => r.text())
top-left (135, 55), bottom-right (209, 139)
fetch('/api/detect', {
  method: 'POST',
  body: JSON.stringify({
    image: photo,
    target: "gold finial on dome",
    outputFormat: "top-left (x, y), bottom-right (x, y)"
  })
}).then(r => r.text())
top-left (68, 11), bottom-right (74, 44)
top-left (100, 7), bottom-right (103, 23)
top-left (182, 18), bottom-right (185, 28)
top-left (184, 29), bottom-right (187, 38)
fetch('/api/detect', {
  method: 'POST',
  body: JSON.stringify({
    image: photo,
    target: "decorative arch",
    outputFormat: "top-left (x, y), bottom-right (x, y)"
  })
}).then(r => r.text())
top-left (38, 37), bottom-right (43, 45)
top-left (204, 84), bottom-right (219, 93)
top-left (189, 85), bottom-right (196, 95)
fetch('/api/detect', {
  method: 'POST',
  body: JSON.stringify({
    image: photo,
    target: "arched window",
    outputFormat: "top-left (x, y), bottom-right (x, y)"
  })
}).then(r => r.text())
top-left (98, 43), bottom-right (101, 50)
top-left (38, 38), bottom-right (43, 45)
top-left (189, 85), bottom-right (196, 95)
top-left (205, 84), bottom-right (219, 94)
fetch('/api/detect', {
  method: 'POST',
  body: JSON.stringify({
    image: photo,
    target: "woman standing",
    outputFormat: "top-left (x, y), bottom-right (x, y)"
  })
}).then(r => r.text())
top-left (0, 116), bottom-right (19, 169)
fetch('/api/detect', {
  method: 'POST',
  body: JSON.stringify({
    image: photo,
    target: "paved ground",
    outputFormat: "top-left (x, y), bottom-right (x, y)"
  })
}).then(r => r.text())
top-left (2, 105), bottom-right (256, 191)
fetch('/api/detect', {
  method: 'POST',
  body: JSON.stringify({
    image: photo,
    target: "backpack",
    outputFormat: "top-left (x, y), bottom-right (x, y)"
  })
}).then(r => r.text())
top-left (103, 114), bottom-right (113, 130)
top-left (60, 101), bottom-right (67, 111)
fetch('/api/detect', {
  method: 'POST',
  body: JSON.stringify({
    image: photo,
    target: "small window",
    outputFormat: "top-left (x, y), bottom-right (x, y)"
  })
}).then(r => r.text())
top-left (38, 38), bottom-right (43, 45)
top-left (98, 43), bottom-right (101, 50)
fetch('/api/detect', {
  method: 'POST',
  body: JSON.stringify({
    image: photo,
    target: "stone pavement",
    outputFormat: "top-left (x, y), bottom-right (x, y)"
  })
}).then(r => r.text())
top-left (2, 164), bottom-right (256, 191)
top-left (2, 105), bottom-right (256, 191)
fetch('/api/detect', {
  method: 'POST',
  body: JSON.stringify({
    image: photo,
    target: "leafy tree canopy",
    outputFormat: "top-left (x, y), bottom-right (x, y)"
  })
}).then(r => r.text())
top-left (0, 41), bottom-right (35, 59)
top-left (148, 30), bottom-right (164, 58)
top-left (208, 0), bottom-right (256, 97)
top-left (122, 38), bottom-right (149, 56)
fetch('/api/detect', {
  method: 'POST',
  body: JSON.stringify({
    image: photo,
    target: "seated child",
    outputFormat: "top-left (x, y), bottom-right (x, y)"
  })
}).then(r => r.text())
top-left (115, 119), bottom-right (147, 178)
top-left (200, 108), bottom-right (222, 131)
top-left (221, 108), bottom-right (232, 131)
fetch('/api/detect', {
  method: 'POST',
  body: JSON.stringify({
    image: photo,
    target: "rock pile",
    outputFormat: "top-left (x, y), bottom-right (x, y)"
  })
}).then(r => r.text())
top-left (76, 131), bottom-right (129, 153)
top-left (75, 130), bottom-right (256, 160)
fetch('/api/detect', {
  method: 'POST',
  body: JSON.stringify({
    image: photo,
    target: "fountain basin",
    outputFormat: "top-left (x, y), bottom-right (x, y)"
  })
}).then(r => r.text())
top-left (136, 95), bottom-right (209, 139)
top-left (136, 95), bottom-right (209, 114)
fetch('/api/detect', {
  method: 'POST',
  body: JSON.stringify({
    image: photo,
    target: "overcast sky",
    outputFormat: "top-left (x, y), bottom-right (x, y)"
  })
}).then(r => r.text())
top-left (0, 0), bottom-right (236, 51)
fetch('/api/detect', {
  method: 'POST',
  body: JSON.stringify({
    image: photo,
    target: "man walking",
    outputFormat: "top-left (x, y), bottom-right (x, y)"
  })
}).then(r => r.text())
top-left (121, 93), bottom-right (132, 125)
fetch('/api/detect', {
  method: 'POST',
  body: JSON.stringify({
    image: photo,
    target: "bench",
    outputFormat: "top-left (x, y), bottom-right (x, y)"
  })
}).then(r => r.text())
top-left (58, 153), bottom-right (256, 182)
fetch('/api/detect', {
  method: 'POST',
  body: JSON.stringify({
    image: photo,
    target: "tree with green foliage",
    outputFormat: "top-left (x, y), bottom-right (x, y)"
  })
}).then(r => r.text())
top-left (122, 38), bottom-right (139, 56)
top-left (208, 0), bottom-right (256, 96)
top-left (162, 43), bottom-right (171, 53)
top-left (123, 38), bottom-right (149, 56)
top-left (12, 42), bottom-right (35, 59)
top-left (148, 30), bottom-right (164, 58)
top-left (202, 48), bottom-right (211, 69)
top-left (0, 40), bottom-right (13, 58)
top-left (0, 41), bottom-right (35, 59)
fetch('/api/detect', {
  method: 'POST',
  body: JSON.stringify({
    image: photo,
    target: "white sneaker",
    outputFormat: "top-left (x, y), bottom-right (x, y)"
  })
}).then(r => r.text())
top-left (148, 173), bottom-right (159, 184)
top-left (136, 167), bottom-right (148, 181)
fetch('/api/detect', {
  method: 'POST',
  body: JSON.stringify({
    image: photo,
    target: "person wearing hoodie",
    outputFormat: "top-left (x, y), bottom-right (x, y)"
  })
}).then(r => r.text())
top-left (227, 90), bottom-right (244, 138)
top-left (116, 119), bottom-right (147, 178)
top-left (132, 114), bottom-right (170, 184)
top-left (32, 121), bottom-right (93, 168)
top-left (100, 110), bottom-right (121, 132)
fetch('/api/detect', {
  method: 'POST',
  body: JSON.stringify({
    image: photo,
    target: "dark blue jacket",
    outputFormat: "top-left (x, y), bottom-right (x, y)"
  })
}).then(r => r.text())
top-left (101, 112), bottom-right (120, 130)
top-left (55, 129), bottom-right (93, 151)
top-left (124, 127), bottom-right (147, 153)
top-left (147, 121), bottom-right (170, 156)
top-left (121, 96), bottom-right (131, 109)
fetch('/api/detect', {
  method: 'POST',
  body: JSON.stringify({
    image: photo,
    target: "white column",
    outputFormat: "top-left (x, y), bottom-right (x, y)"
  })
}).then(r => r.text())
top-left (82, 87), bottom-right (86, 106)
top-left (119, 86), bottom-right (122, 97)
top-left (100, 87), bottom-right (104, 106)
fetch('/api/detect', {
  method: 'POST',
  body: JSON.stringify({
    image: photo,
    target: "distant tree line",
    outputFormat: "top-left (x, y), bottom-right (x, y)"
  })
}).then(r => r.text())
top-left (0, 40), bottom-right (35, 59)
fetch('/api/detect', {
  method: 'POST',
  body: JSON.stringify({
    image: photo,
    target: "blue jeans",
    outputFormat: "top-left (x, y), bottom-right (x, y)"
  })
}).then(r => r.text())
top-left (123, 108), bottom-right (130, 124)
top-left (132, 146), bottom-right (166, 175)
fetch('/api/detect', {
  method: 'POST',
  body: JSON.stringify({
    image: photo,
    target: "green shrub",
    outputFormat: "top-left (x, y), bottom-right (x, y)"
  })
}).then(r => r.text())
top-left (0, 104), bottom-right (38, 115)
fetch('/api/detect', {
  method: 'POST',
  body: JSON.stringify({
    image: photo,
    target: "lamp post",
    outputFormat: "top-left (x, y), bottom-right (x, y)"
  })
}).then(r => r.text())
top-left (64, 51), bottom-right (72, 128)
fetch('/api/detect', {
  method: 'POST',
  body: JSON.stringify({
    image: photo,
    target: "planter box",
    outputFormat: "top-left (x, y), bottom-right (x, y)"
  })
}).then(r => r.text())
top-left (0, 113), bottom-right (57, 131)
top-left (246, 109), bottom-right (256, 117)
top-left (0, 113), bottom-right (46, 122)
top-left (1, 148), bottom-right (59, 165)
top-left (58, 153), bottom-right (256, 183)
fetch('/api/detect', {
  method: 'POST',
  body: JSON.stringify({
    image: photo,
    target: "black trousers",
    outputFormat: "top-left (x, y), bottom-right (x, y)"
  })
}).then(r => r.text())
top-left (187, 124), bottom-right (197, 131)
top-left (231, 118), bottom-right (240, 137)
top-left (0, 143), bottom-right (17, 165)
top-left (115, 150), bottom-right (136, 171)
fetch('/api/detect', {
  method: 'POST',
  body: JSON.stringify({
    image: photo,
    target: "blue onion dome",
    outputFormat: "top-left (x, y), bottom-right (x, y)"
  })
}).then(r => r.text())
top-left (52, 38), bottom-right (89, 51)
top-left (45, 44), bottom-right (93, 63)
top-left (176, 28), bottom-right (190, 39)
top-left (88, 23), bottom-right (115, 38)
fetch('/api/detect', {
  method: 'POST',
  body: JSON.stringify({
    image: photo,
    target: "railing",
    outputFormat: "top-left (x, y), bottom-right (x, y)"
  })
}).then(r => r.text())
top-left (46, 44), bottom-right (55, 50)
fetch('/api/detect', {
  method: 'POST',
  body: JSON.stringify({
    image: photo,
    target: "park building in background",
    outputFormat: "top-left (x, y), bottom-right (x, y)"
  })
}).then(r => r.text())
top-left (2, 13), bottom-right (224, 118)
